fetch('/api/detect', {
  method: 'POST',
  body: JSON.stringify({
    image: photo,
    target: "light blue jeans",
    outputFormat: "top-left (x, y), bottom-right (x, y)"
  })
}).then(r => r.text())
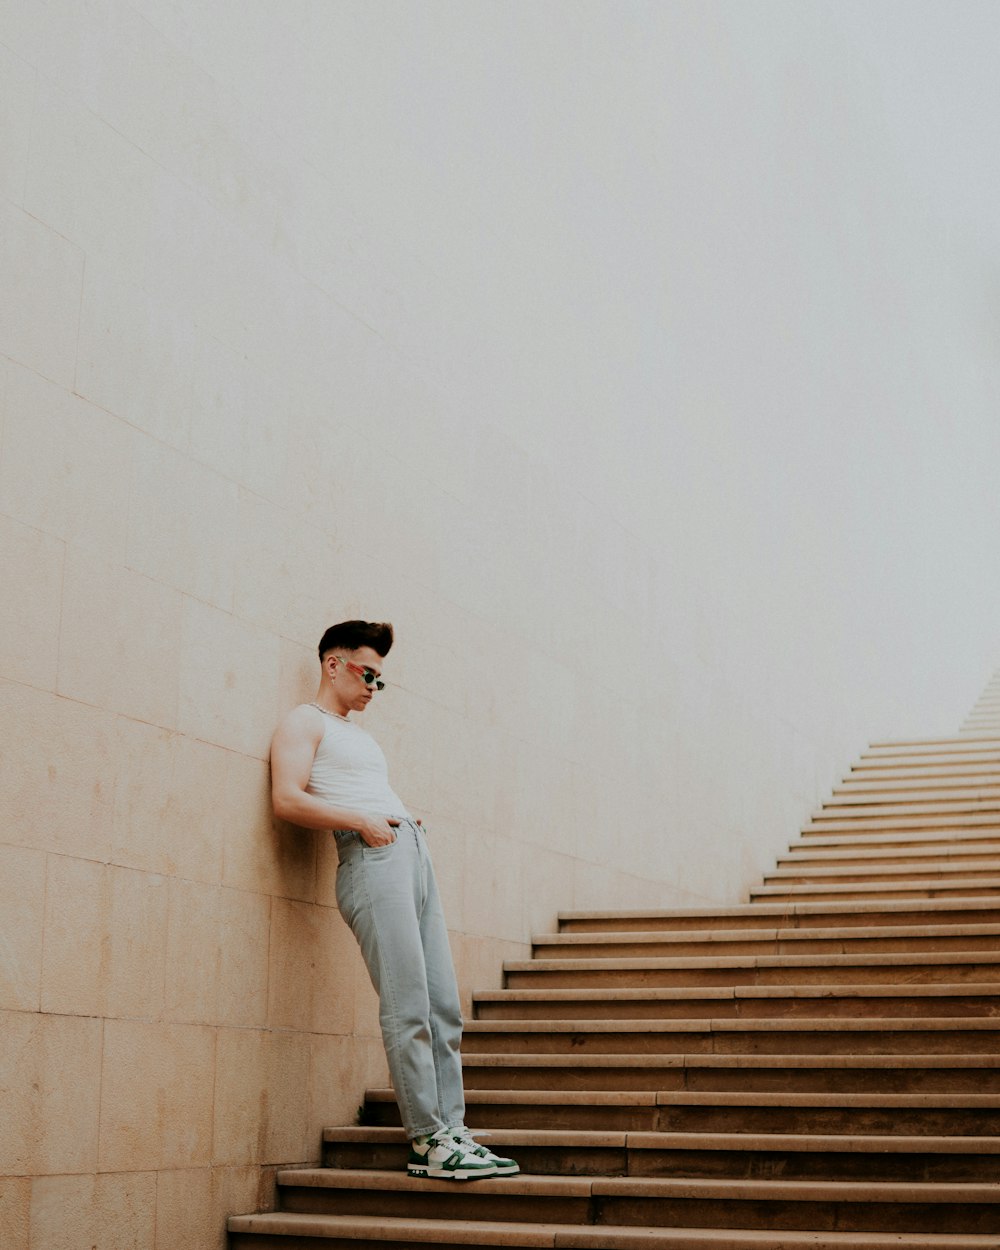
top-left (334, 818), bottom-right (465, 1139)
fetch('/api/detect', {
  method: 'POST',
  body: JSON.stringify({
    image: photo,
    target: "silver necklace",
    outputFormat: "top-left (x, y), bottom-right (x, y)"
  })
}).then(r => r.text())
top-left (308, 701), bottom-right (350, 721)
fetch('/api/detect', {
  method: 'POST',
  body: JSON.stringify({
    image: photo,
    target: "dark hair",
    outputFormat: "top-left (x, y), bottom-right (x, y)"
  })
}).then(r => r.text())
top-left (318, 620), bottom-right (394, 660)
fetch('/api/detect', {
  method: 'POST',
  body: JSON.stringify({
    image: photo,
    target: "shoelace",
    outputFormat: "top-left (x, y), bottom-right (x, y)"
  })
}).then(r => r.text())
top-left (451, 1127), bottom-right (496, 1158)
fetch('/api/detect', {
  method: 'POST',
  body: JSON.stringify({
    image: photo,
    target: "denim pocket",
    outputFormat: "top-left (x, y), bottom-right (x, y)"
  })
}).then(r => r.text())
top-left (361, 839), bottom-right (397, 860)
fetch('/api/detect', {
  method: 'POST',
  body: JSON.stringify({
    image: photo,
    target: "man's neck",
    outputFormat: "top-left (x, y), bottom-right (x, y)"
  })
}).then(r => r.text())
top-left (313, 682), bottom-right (352, 718)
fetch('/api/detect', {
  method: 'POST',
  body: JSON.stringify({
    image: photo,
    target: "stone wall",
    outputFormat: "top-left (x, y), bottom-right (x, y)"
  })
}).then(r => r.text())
top-left (2, 3), bottom-right (1000, 1246)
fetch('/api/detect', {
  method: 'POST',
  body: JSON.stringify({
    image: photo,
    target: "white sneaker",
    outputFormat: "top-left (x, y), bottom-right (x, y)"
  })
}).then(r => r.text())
top-left (406, 1129), bottom-right (499, 1180)
top-left (447, 1125), bottom-right (520, 1177)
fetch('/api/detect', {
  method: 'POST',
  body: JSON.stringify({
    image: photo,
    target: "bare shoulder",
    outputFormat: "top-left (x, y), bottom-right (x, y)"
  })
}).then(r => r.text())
top-left (271, 703), bottom-right (325, 753)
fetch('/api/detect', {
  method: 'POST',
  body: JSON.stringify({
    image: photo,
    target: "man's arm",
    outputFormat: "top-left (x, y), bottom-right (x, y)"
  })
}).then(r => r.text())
top-left (269, 706), bottom-right (398, 846)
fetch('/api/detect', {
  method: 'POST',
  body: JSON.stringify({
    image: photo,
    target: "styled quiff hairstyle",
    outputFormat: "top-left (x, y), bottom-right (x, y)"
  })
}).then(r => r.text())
top-left (317, 620), bottom-right (394, 661)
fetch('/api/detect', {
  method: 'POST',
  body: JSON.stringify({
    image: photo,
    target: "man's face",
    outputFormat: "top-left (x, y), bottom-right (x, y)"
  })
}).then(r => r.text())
top-left (329, 645), bottom-right (385, 713)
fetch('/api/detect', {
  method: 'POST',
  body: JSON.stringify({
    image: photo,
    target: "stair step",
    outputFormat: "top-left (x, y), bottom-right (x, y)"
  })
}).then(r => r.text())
top-left (474, 983), bottom-right (1000, 1019)
top-left (836, 773), bottom-right (1000, 791)
top-left (461, 1017), bottom-right (1000, 1055)
top-left (228, 1210), bottom-right (1000, 1249)
top-left (362, 1087), bottom-right (1000, 1134)
top-left (779, 845), bottom-right (1000, 865)
top-left (533, 922), bottom-right (1000, 958)
top-left (763, 863), bottom-right (1000, 884)
top-left (556, 898), bottom-right (1000, 933)
top-left (322, 1126), bottom-right (1000, 1182)
top-left (265, 1169), bottom-right (1000, 1235)
top-left (854, 751), bottom-right (1000, 769)
top-left (803, 814), bottom-right (1000, 833)
top-left (749, 878), bottom-right (1000, 901)
top-left (458, 1052), bottom-right (1000, 1093)
top-left (503, 952), bottom-right (1000, 988)
top-left (791, 831), bottom-right (1000, 853)
top-left (865, 736), bottom-right (1000, 752)
top-left (366, 1089), bottom-right (1000, 1136)
top-left (323, 1126), bottom-right (630, 1177)
top-left (827, 788), bottom-right (1000, 805)
top-left (815, 800), bottom-right (1000, 818)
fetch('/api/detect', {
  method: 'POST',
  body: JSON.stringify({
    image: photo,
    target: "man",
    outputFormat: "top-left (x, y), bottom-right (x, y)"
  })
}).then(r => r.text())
top-left (270, 620), bottom-right (519, 1181)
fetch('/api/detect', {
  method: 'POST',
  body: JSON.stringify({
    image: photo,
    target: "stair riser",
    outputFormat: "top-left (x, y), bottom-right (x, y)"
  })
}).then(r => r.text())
top-left (598, 1196), bottom-right (1000, 1236)
top-left (231, 1236), bottom-right (550, 1250)
top-left (750, 886), bottom-right (1000, 902)
top-left (323, 1141), bottom-right (1000, 1183)
top-left (817, 806), bottom-right (1000, 819)
top-left (655, 1106), bottom-right (1000, 1136)
top-left (459, 1067), bottom-right (1000, 1094)
top-left (764, 870), bottom-right (1000, 885)
top-left (474, 995), bottom-right (1000, 1020)
top-left (502, 964), bottom-right (1000, 989)
top-left (462, 1027), bottom-right (1000, 1055)
top-left (628, 1148), bottom-right (1000, 1183)
top-left (282, 1186), bottom-right (589, 1225)
top-left (536, 935), bottom-right (1000, 957)
top-left (323, 1141), bottom-right (627, 1176)
top-left (557, 905), bottom-right (1000, 932)
top-left (365, 1102), bottom-right (659, 1131)
top-left (779, 854), bottom-right (1000, 869)
top-left (805, 819), bottom-right (1000, 833)
top-left (278, 1187), bottom-right (1000, 1235)
top-left (363, 1102), bottom-right (1000, 1135)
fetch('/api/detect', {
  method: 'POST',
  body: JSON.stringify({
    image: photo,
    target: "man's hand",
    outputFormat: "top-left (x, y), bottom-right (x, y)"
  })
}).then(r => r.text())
top-left (358, 816), bottom-right (400, 847)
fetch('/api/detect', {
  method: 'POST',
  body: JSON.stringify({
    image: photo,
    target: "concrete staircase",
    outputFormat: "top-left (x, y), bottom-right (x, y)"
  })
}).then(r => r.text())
top-left (229, 731), bottom-right (1000, 1249)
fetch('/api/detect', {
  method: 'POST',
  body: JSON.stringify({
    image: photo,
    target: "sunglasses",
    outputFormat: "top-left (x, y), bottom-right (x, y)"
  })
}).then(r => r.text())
top-left (335, 656), bottom-right (386, 690)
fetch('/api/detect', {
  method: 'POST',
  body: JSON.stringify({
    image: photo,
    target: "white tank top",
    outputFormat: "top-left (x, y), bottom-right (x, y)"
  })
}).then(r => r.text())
top-left (306, 708), bottom-right (410, 820)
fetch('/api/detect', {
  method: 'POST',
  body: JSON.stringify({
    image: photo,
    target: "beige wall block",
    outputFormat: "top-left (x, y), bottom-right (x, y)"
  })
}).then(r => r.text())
top-left (75, 268), bottom-right (194, 450)
top-left (266, 898), bottom-right (355, 1034)
top-left (110, 719), bottom-right (225, 882)
top-left (211, 1028), bottom-right (268, 1166)
top-left (0, 682), bottom-right (115, 859)
top-left (164, 878), bottom-right (221, 1023)
top-left (0, 199), bottom-right (83, 385)
top-left (222, 750), bottom-right (317, 900)
top-left (155, 1165), bottom-right (260, 1250)
top-left (161, 879), bottom-right (270, 1029)
top-left (39, 856), bottom-right (104, 1015)
top-left (156, 1169), bottom-right (212, 1250)
top-left (58, 551), bottom-right (183, 727)
top-left (41, 859), bottom-right (168, 1019)
top-left (127, 438), bottom-right (240, 612)
top-left (213, 1029), bottom-right (312, 1167)
top-left (262, 1030), bottom-right (313, 1164)
top-left (0, 1177), bottom-right (30, 1250)
top-left (178, 597), bottom-right (281, 757)
top-left (233, 491), bottom-right (342, 642)
top-left (102, 862), bottom-right (169, 1019)
top-left (0, 362), bottom-right (134, 560)
top-left (0, 514), bottom-right (63, 691)
top-left (216, 886), bottom-right (270, 1028)
top-left (278, 636), bottom-right (317, 711)
top-left (23, 81), bottom-right (162, 285)
top-left (99, 1019), bottom-right (215, 1172)
top-left (29, 1171), bottom-right (156, 1250)
top-left (0, 845), bottom-right (45, 1010)
top-left (0, 1010), bottom-right (101, 1174)
top-left (0, 45), bottom-right (33, 206)
top-left (457, 828), bottom-right (525, 943)
top-left (309, 1033), bottom-right (389, 1148)
top-left (188, 339), bottom-right (290, 503)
